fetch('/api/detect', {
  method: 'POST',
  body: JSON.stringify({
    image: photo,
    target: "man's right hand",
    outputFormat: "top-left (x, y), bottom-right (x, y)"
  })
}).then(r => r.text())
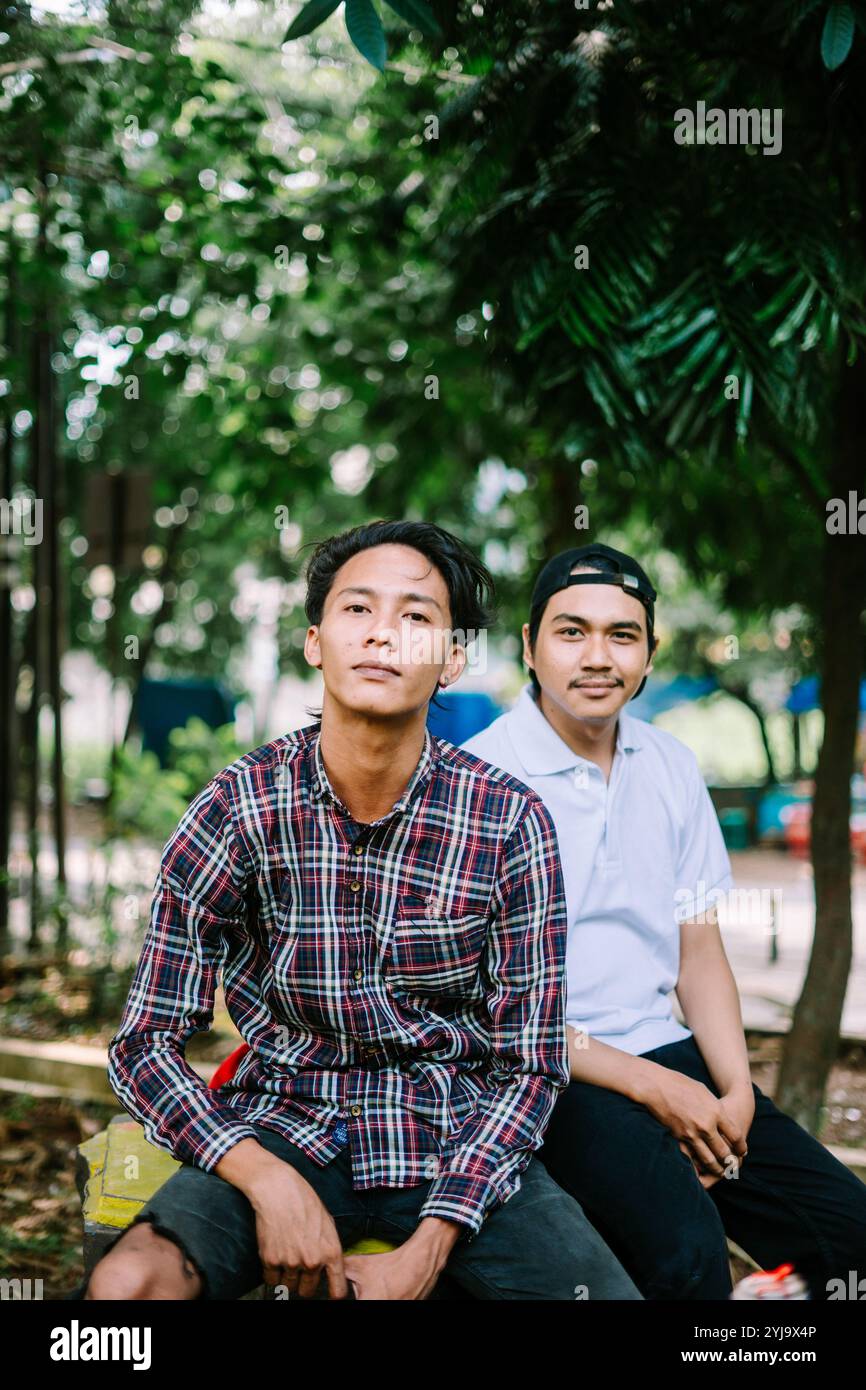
top-left (634, 1063), bottom-right (748, 1179)
top-left (216, 1140), bottom-right (349, 1298)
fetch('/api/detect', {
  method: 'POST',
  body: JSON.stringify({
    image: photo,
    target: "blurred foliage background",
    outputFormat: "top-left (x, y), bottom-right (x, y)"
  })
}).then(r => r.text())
top-left (1, 0), bottom-right (865, 1129)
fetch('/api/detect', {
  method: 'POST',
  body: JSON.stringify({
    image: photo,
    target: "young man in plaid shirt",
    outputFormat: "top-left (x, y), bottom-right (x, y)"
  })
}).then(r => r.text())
top-left (77, 520), bottom-right (640, 1302)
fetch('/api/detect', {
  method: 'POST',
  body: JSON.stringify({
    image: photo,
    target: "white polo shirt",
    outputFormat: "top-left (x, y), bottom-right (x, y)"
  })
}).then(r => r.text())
top-left (461, 683), bottom-right (733, 1056)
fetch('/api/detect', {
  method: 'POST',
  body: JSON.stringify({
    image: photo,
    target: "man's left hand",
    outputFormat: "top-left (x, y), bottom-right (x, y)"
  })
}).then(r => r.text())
top-left (680, 1082), bottom-right (755, 1189)
top-left (341, 1248), bottom-right (436, 1300)
top-left (342, 1217), bottom-right (460, 1300)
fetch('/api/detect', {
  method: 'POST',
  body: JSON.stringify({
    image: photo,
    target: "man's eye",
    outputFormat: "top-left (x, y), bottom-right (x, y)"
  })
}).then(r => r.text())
top-left (560, 627), bottom-right (583, 637)
top-left (612, 632), bottom-right (636, 640)
top-left (405, 612), bottom-right (431, 623)
top-left (346, 604), bottom-right (369, 613)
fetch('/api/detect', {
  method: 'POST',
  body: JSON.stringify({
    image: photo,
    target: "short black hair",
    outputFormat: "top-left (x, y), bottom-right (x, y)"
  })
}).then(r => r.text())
top-left (526, 553), bottom-right (654, 697)
top-left (303, 519), bottom-right (495, 633)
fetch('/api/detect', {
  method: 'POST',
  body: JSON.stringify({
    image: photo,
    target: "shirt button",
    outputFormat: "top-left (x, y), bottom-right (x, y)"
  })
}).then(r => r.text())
top-left (353, 843), bottom-right (364, 855)
top-left (353, 968), bottom-right (363, 981)
top-left (348, 880), bottom-right (361, 893)
top-left (350, 1104), bottom-right (362, 1117)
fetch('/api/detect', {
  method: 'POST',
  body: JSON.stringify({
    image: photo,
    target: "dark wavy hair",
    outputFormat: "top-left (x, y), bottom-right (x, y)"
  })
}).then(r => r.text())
top-left (300, 520), bottom-right (496, 718)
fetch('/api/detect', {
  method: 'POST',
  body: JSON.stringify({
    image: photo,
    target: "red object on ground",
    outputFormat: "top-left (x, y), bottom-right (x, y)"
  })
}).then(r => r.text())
top-left (208, 1042), bottom-right (251, 1089)
top-left (783, 802), bottom-right (866, 864)
top-left (782, 803), bottom-right (812, 859)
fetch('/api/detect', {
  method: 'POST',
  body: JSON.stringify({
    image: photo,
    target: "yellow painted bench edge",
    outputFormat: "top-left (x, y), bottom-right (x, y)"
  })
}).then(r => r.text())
top-left (78, 1121), bottom-right (396, 1253)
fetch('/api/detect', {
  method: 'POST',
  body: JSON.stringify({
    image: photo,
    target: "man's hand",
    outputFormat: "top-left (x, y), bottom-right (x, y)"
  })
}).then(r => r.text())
top-left (680, 1082), bottom-right (756, 1187)
top-left (242, 1155), bottom-right (349, 1299)
top-left (636, 1065), bottom-right (751, 1182)
top-left (342, 1217), bottom-right (460, 1300)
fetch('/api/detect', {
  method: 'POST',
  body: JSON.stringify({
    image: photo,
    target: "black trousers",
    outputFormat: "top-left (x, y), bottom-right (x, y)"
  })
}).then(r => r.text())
top-left (537, 1034), bottom-right (866, 1300)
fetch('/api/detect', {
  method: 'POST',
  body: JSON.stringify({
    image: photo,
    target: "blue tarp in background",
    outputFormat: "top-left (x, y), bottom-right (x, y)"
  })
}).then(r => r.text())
top-left (137, 677), bottom-right (237, 765)
top-left (426, 690), bottom-right (502, 746)
top-left (786, 676), bottom-right (866, 715)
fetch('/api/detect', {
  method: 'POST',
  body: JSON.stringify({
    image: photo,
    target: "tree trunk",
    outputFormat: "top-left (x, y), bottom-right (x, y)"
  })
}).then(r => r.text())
top-left (775, 361), bottom-right (866, 1132)
top-left (791, 711), bottom-right (803, 780)
top-left (0, 415), bottom-right (13, 951)
top-left (723, 682), bottom-right (779, 786)
top-left (119, 513), bottom-right (189, 750)
top-left (542, 453), bottom-right (584, 556)
top-left (37, 319), bottom-right (68, 943)
top-left (21, 563), bottom-right (41, 952)
top-left (0, 232), bottom-right (18, 952)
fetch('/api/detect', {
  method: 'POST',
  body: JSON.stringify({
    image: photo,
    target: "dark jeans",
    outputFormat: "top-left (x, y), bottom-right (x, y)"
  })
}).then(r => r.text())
top-left (75, 1123), bottom-right (642, 1301)
top-left (538, 1034), bottom-right (866, 1300)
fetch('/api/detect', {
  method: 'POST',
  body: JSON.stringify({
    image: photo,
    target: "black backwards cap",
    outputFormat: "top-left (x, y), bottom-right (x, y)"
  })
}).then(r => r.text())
top-left (528, 542), bottom-right (657, 699)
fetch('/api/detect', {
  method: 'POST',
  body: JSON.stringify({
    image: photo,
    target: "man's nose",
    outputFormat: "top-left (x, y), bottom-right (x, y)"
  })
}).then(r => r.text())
top-left (580, 633), bottom-right (611, 666)
top-left (364, 624), bottom-right (398, 653)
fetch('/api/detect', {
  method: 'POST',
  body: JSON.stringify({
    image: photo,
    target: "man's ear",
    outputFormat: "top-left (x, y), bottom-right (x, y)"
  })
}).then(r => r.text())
top-left (645, 633), bottom-right (659, 677)
top-left (440, 640), bottom-right (467, 688)
top-left (521, 621), bottom-right (535, 673)
top-left (303, 625), bottom-right (322, 671)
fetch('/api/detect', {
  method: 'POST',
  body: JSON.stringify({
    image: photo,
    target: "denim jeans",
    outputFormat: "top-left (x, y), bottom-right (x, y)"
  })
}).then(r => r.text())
top-left (538, 1034), bottom-right (866, 1300)
top-left (75, 1122), bottom-right (642, 1301)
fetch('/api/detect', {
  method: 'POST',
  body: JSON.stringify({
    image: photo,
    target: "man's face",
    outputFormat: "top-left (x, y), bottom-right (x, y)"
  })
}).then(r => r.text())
top-left (521, 567), bottom-right (655, 722)
top-left (305, 543), bottom-right (466, 719)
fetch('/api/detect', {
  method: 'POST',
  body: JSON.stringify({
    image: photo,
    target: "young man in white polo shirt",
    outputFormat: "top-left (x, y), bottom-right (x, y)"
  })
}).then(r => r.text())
top-left (462, 542), bottom-right (866, 1300)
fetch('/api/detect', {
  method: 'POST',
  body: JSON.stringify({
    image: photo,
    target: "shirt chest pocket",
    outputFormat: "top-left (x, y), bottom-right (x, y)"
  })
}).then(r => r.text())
top-left (384, 901), bottom-right (490, 1002)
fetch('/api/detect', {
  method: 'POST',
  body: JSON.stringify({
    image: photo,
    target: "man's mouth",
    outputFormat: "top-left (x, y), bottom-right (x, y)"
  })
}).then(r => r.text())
top-left (573, 680), bottom-right (620, 692)
top-left (353, 662), bottom-right (401, 679)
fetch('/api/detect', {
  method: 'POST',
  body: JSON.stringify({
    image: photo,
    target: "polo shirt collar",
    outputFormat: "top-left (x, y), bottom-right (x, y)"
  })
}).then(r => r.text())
top-left (507, 682), bottom-right (643, 775)
top-left (307, 723), bottom-right (440, 817)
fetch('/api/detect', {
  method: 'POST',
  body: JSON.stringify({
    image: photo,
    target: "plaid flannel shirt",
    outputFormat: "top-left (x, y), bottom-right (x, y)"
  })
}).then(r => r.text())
top-left (108, 723), bottom-right (570, 1238)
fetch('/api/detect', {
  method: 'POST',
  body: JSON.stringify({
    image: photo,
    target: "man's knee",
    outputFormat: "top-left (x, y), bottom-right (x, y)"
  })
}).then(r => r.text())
top-left (641, 1224), bottom-right (731, 1300)
top-left (85, 1220), bottom-right (203, 1301)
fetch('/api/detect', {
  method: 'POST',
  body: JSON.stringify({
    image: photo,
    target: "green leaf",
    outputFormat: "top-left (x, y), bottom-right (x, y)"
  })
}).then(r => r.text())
top-left (670, 326), bottom-right (721, 381)
top-left (693, 341), bottom-right (731, 393)
top-left (643, 305), bottom-right (717, 356)
top-left (769, 283), bottom-right (816, 345)
top-left (561, 299), bottom-right (601, 348)
top-left (755, 272), bottom-right (807, 324)
top-left (383, 0), bottom-right (443, 39)
top-left (820, 3), bottom-right (855, 69)
top-left (346, 0), bottom-right (388, 69)
top-left (516, 316), bottom-right (557, 351)
top-left (737, 369), bottom-right (754, 438)
top-left (284, 0), bottom-right (342, 41)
